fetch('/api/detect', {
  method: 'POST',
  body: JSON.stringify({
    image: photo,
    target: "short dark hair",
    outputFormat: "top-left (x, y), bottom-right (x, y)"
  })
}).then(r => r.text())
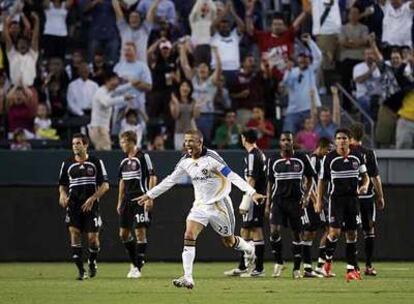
top-left (318, 137), bottom-right (332, 149)
top-left (120, 130), bottom-right (137, 144)
top-left (280, 131), bottom-right (293, 138)
top-left (350, 123), bottom-right (364, 141)
top-left (125, 109), bottom-right (138, 118)
top-left (320, 106), bottom-right (331, 113)
top-left (103, 71), bottom-right (118, 83)
top-left (335, 128), bottom-right (352, 139)
top-left (72, 133), bottom-right (89, 145)
top-left (242, 129), bottom-right (258, 144)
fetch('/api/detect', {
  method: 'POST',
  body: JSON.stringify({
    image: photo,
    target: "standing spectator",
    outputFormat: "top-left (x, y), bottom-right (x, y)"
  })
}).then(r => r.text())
top-left (148, 133), bottom-right (165, 150)
top-left (213, 109), bottom-right (241, 149)
top-left (137, 0), bottom-right (176, 26)
top-left (65, 49), bottom-right (86, 80)
top-left (381, 0), bottom-right (414, 50)
top-left (180, 43), bottom-right (221, 144)
top-left (338, 6), bottom-right (369, 110)
top-left (353, 0), bottom-right (383, 43)
top-left (88, 72), bottom-right (133, 150)
top-left (112, 0), bottom-right (160, 63)
top-left (246, 106), bottom-right (275, 150)
top-left (83, 0), bottom-right (119, 65)
top-left (120, 108), bottom-right (147, 148)
top-left (10, 128), bottom-right (32, 150)
top-left (3, 12), bottom-right (40, 87)
top-left (353, 48), bottom-right (382, 119)
top-left (282, 34), bottom-right (322, 133)
top-left (67, 61), bottom-right (99, 117)
top-left (189, 0), bottom-right (216, 47)
top-left (246, 4), bottom-right (309, 80)
top-left (6, 85), bottom-right (37, 137)
top-left (89, 49), bottom-right (113, 85)
top-left (147, 38), bottom-right (179, 118)
top-left (295, 117), bottom-right (319, 152)
top-left (42, 0), bottom-right (74, 59)
top-left (313, 86), bottom-right (341, 141)
top-left (169, 80), bottom-right (200, 150)
top-left (113, 42), bottom-right (152, 114)
top-left (309, 0), bottom-right (342, 92)
top-left (210, 1), bottom-right (244, 85)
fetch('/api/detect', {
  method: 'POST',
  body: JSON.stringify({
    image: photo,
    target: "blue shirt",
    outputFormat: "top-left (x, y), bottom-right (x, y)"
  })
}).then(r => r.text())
top-left (81, 0), bottom-right (118, 40)
top-left (314, 122), bottom-right (338, 141)
top-left (137, 0), bottom-right (176, 25)
top-left (282, 39), bottom-right (322, 114)
top-left (113, 60), bottom-right (152, 110)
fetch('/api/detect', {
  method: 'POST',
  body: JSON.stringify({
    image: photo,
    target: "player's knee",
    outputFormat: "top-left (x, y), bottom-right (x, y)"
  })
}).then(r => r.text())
top-left (119, 230), bottom-right (130, 242)
top-left (87, 234), bottom-right (99, 247)
top-left (346, 230), bottom-right (357, 242)
top-left (135, 228), bottom-right (147, 243)
top-left (184, 231), bottom-right (196, 241)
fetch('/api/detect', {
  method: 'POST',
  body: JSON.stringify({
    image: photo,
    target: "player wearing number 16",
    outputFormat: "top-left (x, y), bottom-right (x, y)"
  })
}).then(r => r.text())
top-left (58, 134), bottom-right (110, 280)
top-left (135, 130), bottom-right (266, 289)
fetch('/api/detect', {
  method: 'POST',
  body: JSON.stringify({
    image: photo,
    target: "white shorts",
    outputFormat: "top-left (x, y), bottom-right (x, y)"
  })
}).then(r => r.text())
top-left (187, 196), bottom-right (235, 237)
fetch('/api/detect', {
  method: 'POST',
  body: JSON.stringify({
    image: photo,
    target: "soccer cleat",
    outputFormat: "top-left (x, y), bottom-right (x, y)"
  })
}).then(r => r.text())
top-left (240, 269), bottom-right (265, 278)
top-left (77, 269), bottom-right (88, 281)
top-left (364, 267), bottom-right (377, 276)
top-left (88, 260), bottom-right (97, 278)
top-left (303, 270), bottom-right (324, 278)
top-left (292, 270), bottom-right (302, 279)
top-left (346, 270), bottom-right (362, 282)
top-left (172, 276), bottom-right (194, 289)
top-left (243, 243), bottom-right (256, 270)
top-left (322, 261), bottom-right (336, 278)
top-left (223, 268), bottom-right (248, 276)
top-left (272, 264), bottom-right (284, 278)
top-left (127, 265), bottom-right (142, 279)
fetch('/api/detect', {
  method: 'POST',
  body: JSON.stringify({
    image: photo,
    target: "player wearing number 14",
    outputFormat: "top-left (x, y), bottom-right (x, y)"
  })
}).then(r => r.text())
top-left (58, 134), bottom-right (110, 280)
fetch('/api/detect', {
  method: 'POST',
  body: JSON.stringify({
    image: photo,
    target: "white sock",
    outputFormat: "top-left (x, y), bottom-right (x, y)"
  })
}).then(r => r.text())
top-left (233, 236), bottom-right (253, 254)
top-left (182, 246), bottom-right (195, 280)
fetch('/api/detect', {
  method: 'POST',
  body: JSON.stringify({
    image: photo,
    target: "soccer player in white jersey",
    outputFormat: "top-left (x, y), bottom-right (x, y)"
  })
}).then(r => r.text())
top-left (136, 130), bottom-right (266, 289)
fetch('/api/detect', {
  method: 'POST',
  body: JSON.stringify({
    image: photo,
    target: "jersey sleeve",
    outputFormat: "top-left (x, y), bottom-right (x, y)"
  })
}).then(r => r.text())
top-left (319, 155), bottom-right (330, 181)
top-left (58, 161), bottom-right (69, 186)
top-left (366, 150), bottom-right (379, 177)
top-left (246, 152), bottom-right (257, 179)
top-left (96, 159), bottom-right (109, 186)
top-left (146, 160), bottom-right (186, 199)
top-left (303, 153), bottom-right (317, 178)
top-left (208, 151), bottom-right (229, 174)
top-left (358, 152), bottom-right (367, 174)
top-left (143, 153), bottom-right (155, 176)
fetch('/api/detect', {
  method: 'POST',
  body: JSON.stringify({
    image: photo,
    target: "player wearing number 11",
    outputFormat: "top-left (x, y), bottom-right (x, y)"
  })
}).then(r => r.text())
top-left (135, 130), bottom-right (266, 289)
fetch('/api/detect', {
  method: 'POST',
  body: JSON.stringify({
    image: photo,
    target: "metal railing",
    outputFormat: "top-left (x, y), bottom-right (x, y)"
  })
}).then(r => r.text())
top-left (335, 83), bottom-right (375, 148)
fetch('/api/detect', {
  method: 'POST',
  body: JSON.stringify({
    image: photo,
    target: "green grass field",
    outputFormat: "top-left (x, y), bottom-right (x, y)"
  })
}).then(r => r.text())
top-left (1, 262), bottom-right (413, 304)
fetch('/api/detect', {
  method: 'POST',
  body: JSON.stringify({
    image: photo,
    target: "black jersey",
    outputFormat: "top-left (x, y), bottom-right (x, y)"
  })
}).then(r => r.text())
top-left (320, 150), bottom-right (367, 197)
top-left (268, 151), bottom-right (316, 200)
top-left (351, 144), bottom-right (379, 199)
top-left (310, 153), bottom-right (322, 183)
top-left (119, 150), bottom-right (155, 201)
top-left (244, 147), bottom-right (267, 195)
top-left (59, 156), bottom-right (108, 203)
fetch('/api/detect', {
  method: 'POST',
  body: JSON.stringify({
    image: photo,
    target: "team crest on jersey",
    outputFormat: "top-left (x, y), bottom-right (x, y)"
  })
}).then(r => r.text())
top-left (293, 163), bottom-right (301, 172)
top-left (352, 161), bottom-right (358, 170)
top-left (202, 168), bottom-right (209, 176)
top-left (131, 162), bottom-right (137, 170)
top-left (87, 167), bottom-right (95, 176)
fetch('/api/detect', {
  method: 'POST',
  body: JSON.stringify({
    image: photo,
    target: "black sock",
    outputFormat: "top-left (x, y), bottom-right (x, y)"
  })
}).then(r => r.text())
top-left (254, 240), bottom-right (265, 272)
top-left (88, 246), bottom-right (100, 266)
top-left (325, 236), bottom-right (338, 262)
top-left (71, 245), bottom-right (84, 273)
top-left (302, 240), bottom-right (313, 272)
top-left (365, 233), bottom-right (375, 268)
top-left (123, 239), bottom-right (138, 267)
top-left (238, 251), bottom-right (246, 270)
top-left (292, 242), bottom-right (302, 271)
top-left (136, 242), bottom-right (147, 271)
top-left (270, 236), bottom-right (283, 265)
top-left (346, 241), bottom-right (358, 272)
top-left (317, 246), bottom-right (326, 267)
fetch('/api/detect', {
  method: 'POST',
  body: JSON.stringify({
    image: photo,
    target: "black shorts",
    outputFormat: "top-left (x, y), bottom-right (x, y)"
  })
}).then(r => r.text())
top-left (241, 202), bottom-right (265, 228)
top-left (359, 197), bottom-right (376, 231)
top-left (328, 196), bottom-right (359, 231)
top-left (66, 203), bottom-right (101, 233)
top-left (270, 197), bottom-right (303, 232)
top-left (119, 200), bottom-right (151, 229)
top-left (302, 203), bottom-right (327, 232)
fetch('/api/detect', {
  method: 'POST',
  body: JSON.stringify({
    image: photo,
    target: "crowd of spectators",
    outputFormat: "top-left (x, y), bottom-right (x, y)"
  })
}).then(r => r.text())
top-left (0, 0), bottom-right (414, 151)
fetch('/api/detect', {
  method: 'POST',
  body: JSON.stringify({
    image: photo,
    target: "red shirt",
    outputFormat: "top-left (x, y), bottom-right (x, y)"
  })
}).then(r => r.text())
top-left (254, 27), bottom-right (295, 80)
top-left (8, 103), bottom-right (34, 132)
top-left (246, 119), bottom-right (275, 150)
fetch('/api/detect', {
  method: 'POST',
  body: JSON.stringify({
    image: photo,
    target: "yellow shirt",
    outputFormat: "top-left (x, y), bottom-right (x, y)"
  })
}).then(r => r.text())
top-left (399, 91), bottom-right (414, 121)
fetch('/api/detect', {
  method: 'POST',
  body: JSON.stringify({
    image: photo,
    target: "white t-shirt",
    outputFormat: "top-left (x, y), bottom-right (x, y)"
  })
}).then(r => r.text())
top-left (311, 0), bottom-right (341, 35)
top-left (7, 47), bottom-right (38, 87)
top-left (120, 119), bottom-right (145, 148)
top-left (43, 2), bottom-right (68, 37)
top-left (352, 62), bottom-right (382, 99)
top-left (118, 20), bottom-right (152, 62)
top-left (382, 2), bottom-right (414, 47)
top-left (211, 29), bottom-right (241, 71)
top-left (34, 117), bottom-right (52, 130)
top-left (67, 78), bottom-right (99, 116)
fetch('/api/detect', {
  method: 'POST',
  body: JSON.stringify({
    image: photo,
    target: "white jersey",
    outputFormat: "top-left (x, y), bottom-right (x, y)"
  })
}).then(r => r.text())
top-left (147, 148), bottom-right (256, 205)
